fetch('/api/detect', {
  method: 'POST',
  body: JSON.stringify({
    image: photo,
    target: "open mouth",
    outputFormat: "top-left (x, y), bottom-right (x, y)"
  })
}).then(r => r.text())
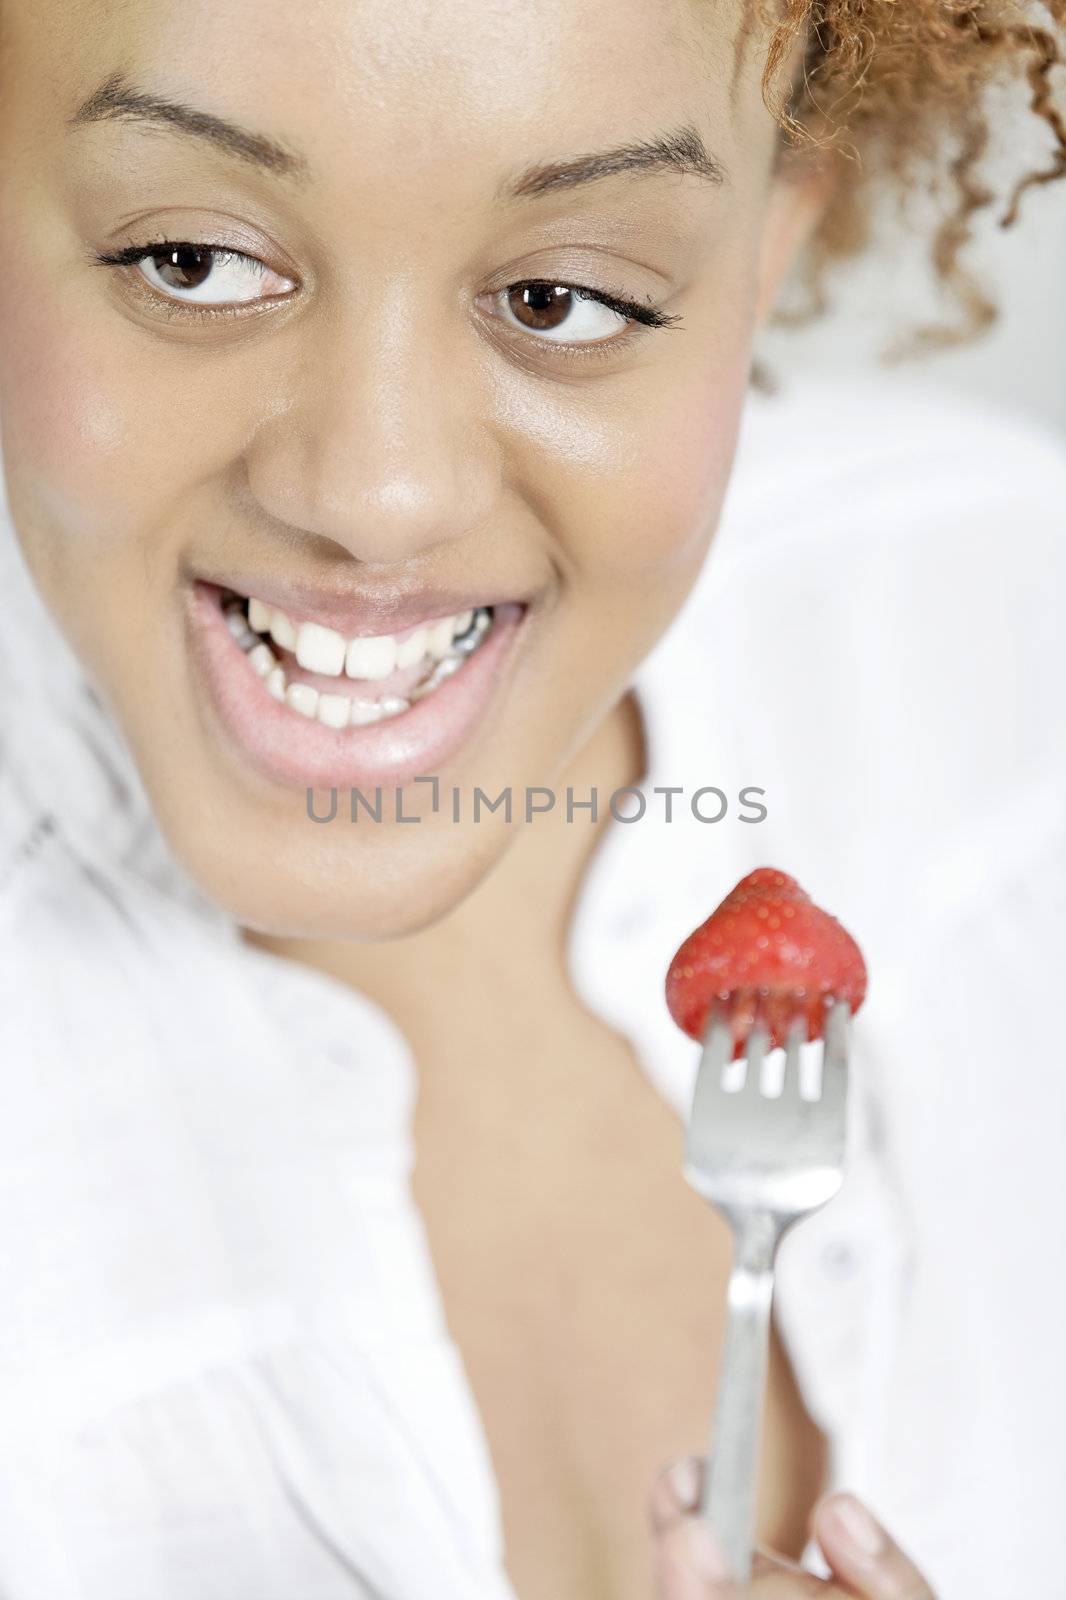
top-left (188, 578), bottom-right (528, 790)
top-left (220, 588), bottom-right (498, 729)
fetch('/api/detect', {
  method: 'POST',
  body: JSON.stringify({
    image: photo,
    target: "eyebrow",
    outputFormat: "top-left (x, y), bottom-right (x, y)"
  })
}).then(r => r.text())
top-left (70, 78), bottom-right (725, 203)
top-left (498, 124), bottom-right (727, 200)
top-left (69, 74), bottom-right (308, 179)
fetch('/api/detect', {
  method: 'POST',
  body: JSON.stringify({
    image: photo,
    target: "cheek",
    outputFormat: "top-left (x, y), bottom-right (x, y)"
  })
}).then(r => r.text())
top-left (0, 267), bottom-right (140, 548)
top-left (501, 335), bottom-right (750, 594)
top-left (0, 251), bottom-right (252, 680)
top-left (611, 365), bottom-right (745, 576)
top-left (0, 258), bottom-right (250, 559)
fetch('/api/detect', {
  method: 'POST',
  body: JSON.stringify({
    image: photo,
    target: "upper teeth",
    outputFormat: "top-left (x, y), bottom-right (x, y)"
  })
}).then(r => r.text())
top-left (246, 597), bottom-right (475, 680)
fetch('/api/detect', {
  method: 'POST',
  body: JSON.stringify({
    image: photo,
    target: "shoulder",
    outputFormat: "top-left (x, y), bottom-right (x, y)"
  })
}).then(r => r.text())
top-left (685, 376), bottom-right (1066, 787)
top-left (725, 371), bottom-right (1066, 531)
top-left (711, 373), bottom-right (1066, 593)
top-left (0, 511), bottom-right (169, 907)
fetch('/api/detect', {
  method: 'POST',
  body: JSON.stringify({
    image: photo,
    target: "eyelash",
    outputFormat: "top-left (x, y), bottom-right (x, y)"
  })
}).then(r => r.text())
top-left (94, 241), bottom-right (683, 358)
top-left (521, 280), bottom-right (682, 364)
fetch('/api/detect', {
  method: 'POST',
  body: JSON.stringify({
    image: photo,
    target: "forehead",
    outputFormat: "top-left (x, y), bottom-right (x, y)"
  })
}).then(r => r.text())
top-left (16, 0), bottom-right (743, 171)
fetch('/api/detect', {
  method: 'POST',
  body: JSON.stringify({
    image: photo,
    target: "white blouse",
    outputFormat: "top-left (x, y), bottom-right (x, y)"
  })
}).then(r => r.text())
top-left (1, 374), bottom-right (1064, 1600)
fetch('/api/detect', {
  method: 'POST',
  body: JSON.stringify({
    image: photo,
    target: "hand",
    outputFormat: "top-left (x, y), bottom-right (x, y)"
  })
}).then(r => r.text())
top-left (649, 1456), bottom-right (936, 1599)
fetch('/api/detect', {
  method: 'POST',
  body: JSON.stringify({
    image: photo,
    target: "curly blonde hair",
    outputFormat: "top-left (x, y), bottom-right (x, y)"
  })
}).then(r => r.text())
top-left (758, 0), bottom-right (1066, 348)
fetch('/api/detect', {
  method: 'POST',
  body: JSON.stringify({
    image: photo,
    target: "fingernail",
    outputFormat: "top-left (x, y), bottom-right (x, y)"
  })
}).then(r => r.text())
top-left (666, 1455), bottom-right (701, 1511)
top-left (823, 1493), bottom-right (885, 1559)
top-left (676, 1517), bottom-right (733, 1582)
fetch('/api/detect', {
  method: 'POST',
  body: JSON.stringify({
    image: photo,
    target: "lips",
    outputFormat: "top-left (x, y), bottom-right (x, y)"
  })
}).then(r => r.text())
top-left (197, 565), bottom-right (526, 639)
top-left (185, 579), bottom-right (529, 791)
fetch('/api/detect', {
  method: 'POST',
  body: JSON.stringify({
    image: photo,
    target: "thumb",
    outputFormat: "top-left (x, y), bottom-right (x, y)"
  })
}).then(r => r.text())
top-left (649, 1456), bottom-right (739, 1599)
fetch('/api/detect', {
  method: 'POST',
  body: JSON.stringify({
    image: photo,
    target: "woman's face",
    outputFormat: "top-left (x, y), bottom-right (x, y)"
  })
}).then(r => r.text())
top-left (0, 0), bottom-right (820, 938)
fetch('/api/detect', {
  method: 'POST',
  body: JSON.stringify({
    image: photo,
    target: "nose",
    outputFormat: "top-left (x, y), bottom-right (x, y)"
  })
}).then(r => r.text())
top-left (243, 291), bottom-right (499, 564)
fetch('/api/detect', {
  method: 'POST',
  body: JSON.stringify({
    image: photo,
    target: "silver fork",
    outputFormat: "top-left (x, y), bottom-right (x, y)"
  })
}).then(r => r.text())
top-left (683, 1001), bottom-right (851, 1586)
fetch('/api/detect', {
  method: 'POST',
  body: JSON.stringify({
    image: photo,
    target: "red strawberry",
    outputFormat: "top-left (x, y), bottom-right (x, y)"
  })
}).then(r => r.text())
top-left (665, 867), bottom-right (867, 1057)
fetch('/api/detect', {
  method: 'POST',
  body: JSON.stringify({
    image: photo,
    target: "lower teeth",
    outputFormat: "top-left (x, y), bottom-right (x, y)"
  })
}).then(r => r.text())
top-left (223, 599), bottom-right (494, 727)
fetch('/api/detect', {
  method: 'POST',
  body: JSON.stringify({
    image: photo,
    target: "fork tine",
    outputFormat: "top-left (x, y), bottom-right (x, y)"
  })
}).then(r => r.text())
top-left (701, 1009), bottom-right (735, 1066)
top-left (743, 1024), bottom-right (769, 1096)
top-left (780, 1017), bottom-right (805, 1101)
top-left (685, 1013), bottom-right (735, 1175)
top-left (692, 1011), bottom-right (734, 1110)
top-left (819, 1000), bottom-right (850, 1112)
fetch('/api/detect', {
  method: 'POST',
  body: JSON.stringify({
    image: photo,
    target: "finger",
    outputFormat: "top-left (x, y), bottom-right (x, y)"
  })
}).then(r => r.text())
top-left (657, 1518), bottom-right (855, 1599)
top-left (649, 1457), bottom-right (739, 1598)
top-left (649, 1454), bottom-right (704, 1538)
top-left (750, 1547), bottom-right (828, 1589)
top-left (743, 1576), bottom-right (850, 1598)
top-left (648, 1459), bottom-right (862, 1599)
top-left (813, 1494), bottom-right (937, 1599)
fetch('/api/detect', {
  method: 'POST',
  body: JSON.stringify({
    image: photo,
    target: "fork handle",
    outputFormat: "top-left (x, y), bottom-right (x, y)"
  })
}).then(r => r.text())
top-left (699, 1208), bottom-right (780, 1585)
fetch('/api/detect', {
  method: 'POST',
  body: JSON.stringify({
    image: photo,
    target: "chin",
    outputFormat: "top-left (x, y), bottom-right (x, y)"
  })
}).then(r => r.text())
top-left (151, 794), bottom-right (515, 943)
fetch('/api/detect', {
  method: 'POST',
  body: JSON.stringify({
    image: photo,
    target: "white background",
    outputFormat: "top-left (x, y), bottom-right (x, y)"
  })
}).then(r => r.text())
top-left (759, 107), bottom-right (1066, 438)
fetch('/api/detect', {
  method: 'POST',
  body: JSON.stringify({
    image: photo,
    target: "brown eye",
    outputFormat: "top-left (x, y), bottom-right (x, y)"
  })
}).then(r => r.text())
top-left (151, 245), bottom-right (214, 290)
top-left (129, 244), bottom-right (296, 307)
top-left (507, 283), bottom-right (575, 331)
top-left (494, 281), bottom-right (630, 346)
